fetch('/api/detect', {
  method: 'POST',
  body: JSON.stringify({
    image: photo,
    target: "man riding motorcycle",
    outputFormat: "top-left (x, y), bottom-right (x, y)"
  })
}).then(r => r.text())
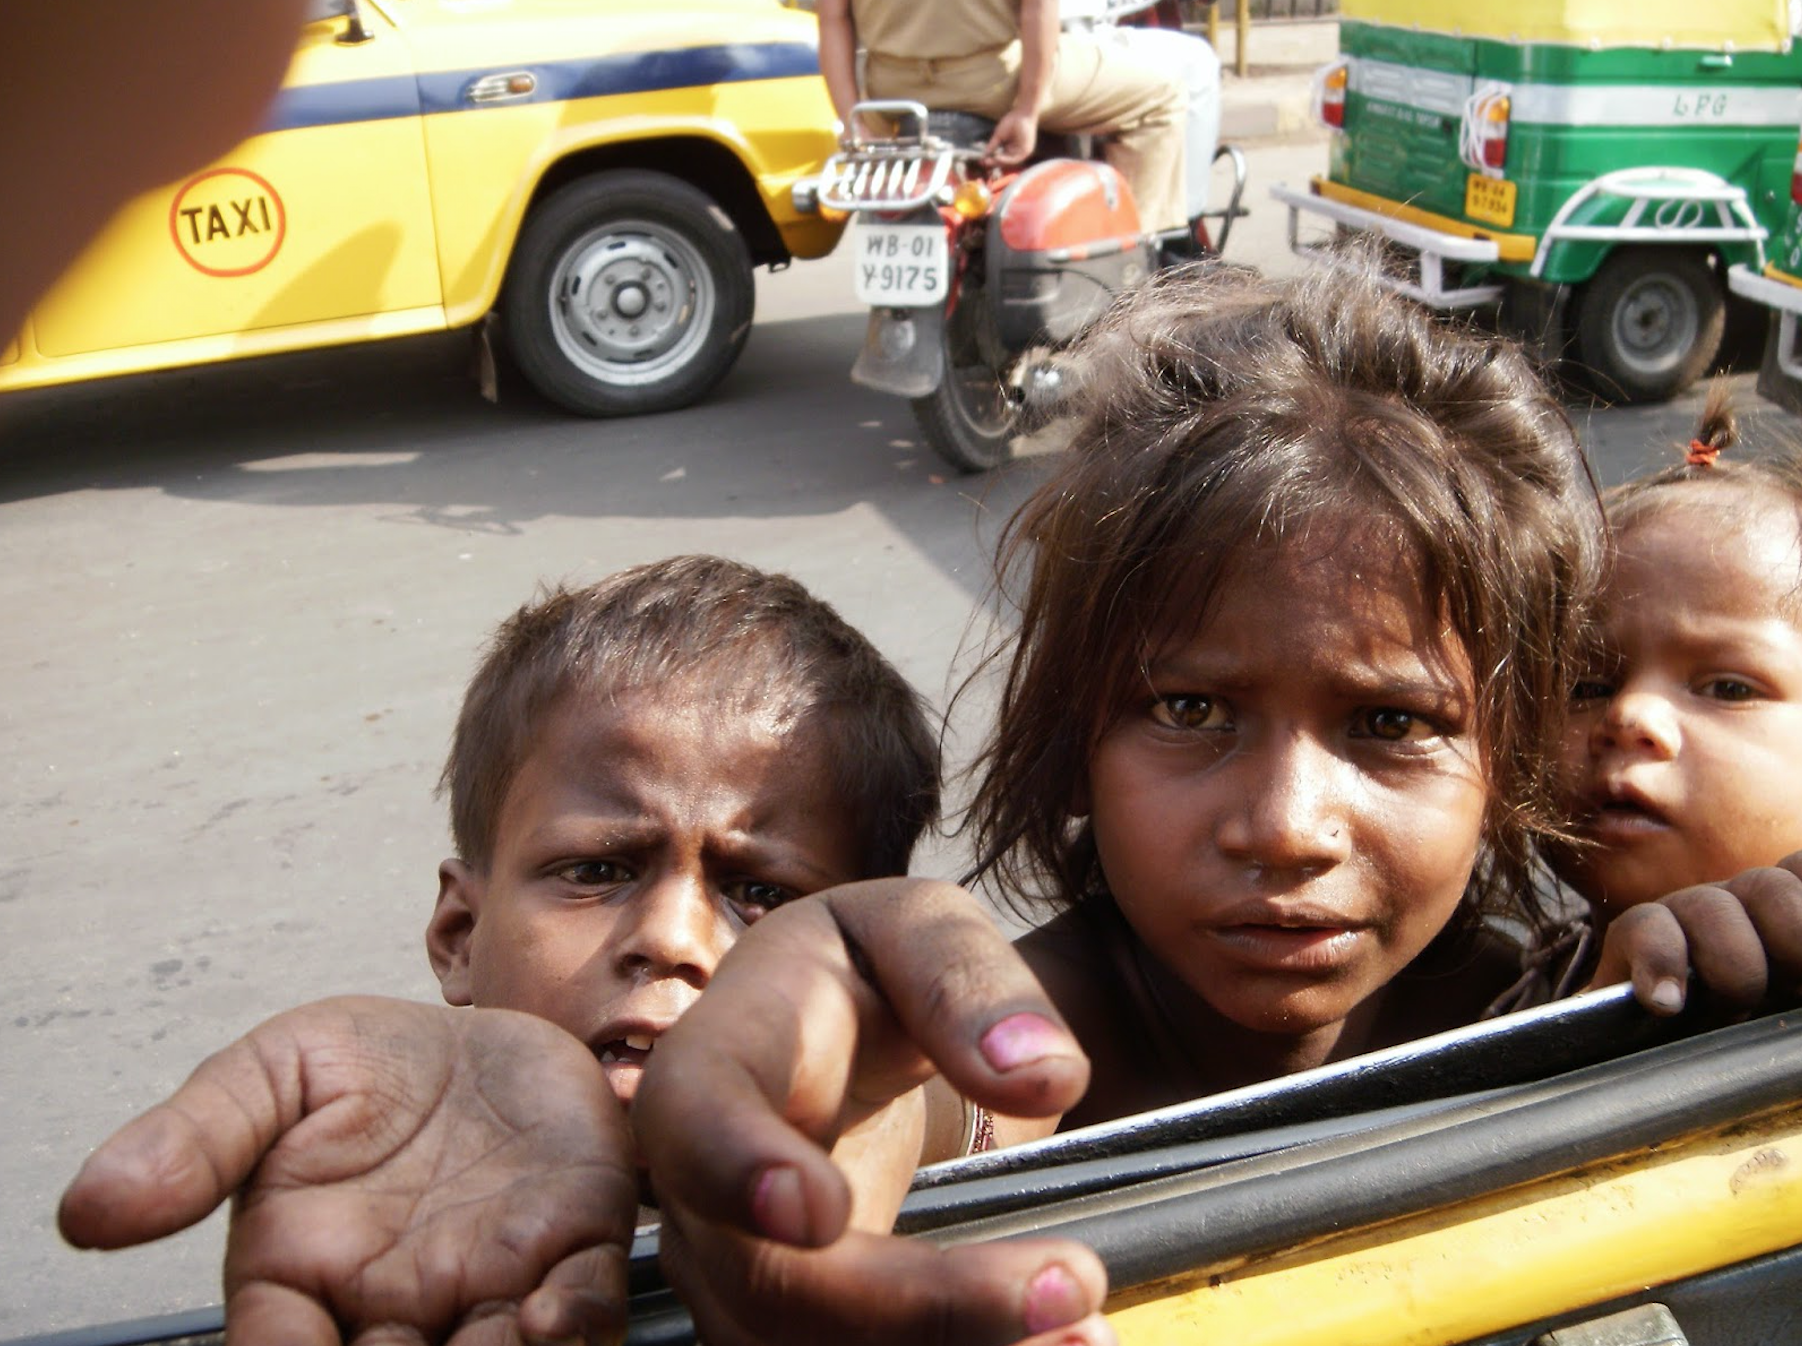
top-left (1060, 0), bottom-right (1220, 221)
top-left (815, 0), bottom-right (1189, 236)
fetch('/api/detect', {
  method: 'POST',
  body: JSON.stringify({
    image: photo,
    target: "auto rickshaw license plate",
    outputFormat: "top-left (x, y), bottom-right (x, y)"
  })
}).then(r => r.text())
top-left (1464, 173), bottom-right (1517, 228)
top-left (853, 222), bottom-right (949, 306)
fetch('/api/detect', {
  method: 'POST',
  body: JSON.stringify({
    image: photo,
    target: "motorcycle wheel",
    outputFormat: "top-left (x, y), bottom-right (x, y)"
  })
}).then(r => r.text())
top-left (911, 293), bottom-right (1019, 474)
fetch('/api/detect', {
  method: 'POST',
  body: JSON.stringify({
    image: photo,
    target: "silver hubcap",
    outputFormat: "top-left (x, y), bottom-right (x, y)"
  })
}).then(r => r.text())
top-left (1610, 273), bottom-right (1699, 378)
top-left (548, 221), bottom-right (715, 387)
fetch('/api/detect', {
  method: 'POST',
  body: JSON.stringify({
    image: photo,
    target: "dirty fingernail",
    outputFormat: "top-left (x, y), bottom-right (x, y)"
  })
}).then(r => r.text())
top-left (1024, 1262), bottom-right (1086, 1335)
top-left (751, 1164), bottom-right (810, 1245)
top-left (981, 1013), bottom-right (1066, 1072)
top-left (1651, 978), bottom-right (1684, 1014)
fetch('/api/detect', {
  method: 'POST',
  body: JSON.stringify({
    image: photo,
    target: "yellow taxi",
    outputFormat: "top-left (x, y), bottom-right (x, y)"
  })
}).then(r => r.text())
top-left (1, 0), bottom-right (845, 416)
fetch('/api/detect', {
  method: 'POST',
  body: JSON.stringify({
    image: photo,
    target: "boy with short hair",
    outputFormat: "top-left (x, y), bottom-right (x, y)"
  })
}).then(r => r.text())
top-left (425, 554), bottom-right (939, 1103)
top-left (59, 553), bottom-right (955, 1346)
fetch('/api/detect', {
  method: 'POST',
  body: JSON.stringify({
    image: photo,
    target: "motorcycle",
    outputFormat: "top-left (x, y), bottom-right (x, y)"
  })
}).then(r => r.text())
top-left (810, 77), bottom-right (1246, 473)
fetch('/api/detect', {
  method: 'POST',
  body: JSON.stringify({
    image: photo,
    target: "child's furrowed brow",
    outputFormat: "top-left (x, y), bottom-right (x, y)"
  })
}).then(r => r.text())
top-left (526, 815), bottom-right (662, 854)
top-left (1143, 651), bottom-right (1470, 707)
top-left (709, 833), bottom-right (844, 885)
top-left (1140, 652), bottom-right (1243, 689)
top-left (1336, 669), bottom-right (1470, 703)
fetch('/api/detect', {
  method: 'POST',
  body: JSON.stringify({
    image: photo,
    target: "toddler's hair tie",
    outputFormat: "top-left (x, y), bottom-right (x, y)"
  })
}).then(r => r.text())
top-left (1686, 438), bottom-right (1721, 468)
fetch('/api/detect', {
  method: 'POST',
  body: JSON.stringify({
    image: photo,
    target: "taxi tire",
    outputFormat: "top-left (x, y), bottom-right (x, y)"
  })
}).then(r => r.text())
top-left (503, 171), bottom-right (754, 416)
top-left (1573, 247), bottom-right (1724, 404)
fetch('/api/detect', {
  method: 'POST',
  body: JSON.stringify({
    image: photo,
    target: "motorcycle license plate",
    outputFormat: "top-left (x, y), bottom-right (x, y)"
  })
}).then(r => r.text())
top-left (852, 222), bottom-right (949, 307)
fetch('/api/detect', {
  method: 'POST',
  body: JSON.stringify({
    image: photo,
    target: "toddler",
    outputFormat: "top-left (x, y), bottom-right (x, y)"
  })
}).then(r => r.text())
top-left (1555, 385), bottom-right (1802, 921)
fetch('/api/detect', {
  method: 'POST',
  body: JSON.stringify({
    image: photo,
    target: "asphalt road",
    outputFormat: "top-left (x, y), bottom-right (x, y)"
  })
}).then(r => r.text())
top-left (0, 133), bottom-right (1791, 1339)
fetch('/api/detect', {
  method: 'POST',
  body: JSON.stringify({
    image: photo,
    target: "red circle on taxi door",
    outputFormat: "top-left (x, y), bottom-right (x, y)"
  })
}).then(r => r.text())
top-left (169, 168), bottom-right (287, 277)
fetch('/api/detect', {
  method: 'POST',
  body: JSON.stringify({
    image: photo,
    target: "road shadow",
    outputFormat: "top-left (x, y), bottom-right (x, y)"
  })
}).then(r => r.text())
top-left (8, 298), bottom-right (1795, 542)
top-left (0, 312), bottom-right (1054, 592)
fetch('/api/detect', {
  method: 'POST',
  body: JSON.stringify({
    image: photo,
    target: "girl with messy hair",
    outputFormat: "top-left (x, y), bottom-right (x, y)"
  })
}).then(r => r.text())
top-left (956, 259), bottom-right (1605, 1119)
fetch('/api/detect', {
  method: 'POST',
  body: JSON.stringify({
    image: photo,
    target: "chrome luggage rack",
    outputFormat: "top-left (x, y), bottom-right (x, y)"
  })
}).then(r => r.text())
top-left (818, 100), bottom-right (981, 213)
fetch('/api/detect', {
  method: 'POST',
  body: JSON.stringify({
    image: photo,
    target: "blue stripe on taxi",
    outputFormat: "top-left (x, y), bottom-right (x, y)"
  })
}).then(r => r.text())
top-left (265, 42), bottom-right (820, 132)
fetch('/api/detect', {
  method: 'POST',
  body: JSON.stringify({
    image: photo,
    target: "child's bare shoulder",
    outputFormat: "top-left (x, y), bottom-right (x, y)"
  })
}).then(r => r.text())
top-left (1015, 909), bottom-right (1113, 1017)
top-left (1015, 905), bottom-right (1173, 1122)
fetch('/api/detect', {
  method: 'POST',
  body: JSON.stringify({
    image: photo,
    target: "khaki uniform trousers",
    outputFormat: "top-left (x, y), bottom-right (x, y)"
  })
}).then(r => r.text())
top-left (863, 32), bottom-right (1188, 233)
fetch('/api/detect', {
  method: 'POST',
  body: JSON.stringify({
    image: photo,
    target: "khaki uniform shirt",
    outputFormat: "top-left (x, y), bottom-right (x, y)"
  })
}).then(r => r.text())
top-left (852, 0), bottom-right (1017, 60)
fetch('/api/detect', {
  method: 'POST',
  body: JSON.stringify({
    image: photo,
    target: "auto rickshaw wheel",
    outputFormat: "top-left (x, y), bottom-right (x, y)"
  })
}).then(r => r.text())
top-left (503, 170), bottom-right (754, 416)
top-left (911, 285), bottom-right (1019, 474)
top-left (1573, 246), bottom-right (1724, 403)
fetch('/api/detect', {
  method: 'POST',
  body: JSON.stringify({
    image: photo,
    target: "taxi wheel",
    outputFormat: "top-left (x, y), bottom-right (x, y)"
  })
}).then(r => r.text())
top-left (1573, 247), bottom-right (1724, 403)
top-left (503, 171), bottom-right (754, 416)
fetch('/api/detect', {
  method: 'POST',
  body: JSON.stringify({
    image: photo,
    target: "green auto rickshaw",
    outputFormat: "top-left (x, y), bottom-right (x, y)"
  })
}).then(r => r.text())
top-left (1273, 0), bottom-right (1802, 402)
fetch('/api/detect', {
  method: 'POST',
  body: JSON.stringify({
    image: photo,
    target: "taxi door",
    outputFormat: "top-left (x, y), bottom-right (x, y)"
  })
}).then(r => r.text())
top-left (28, 3), bottom-right (443, 359)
